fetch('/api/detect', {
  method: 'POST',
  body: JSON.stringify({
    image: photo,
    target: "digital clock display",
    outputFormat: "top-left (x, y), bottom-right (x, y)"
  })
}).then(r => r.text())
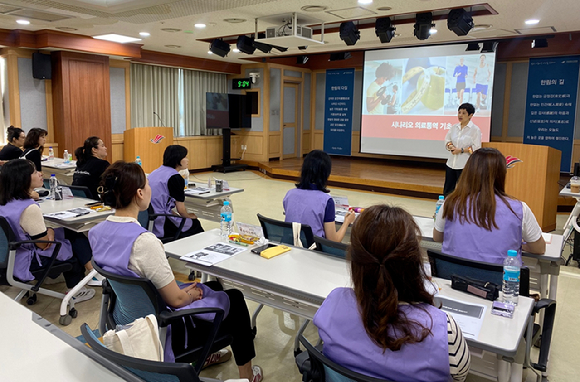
top-left (232, 78), bottom-right (252, 89)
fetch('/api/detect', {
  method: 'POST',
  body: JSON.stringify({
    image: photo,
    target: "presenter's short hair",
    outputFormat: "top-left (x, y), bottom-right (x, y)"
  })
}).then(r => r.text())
top-left (163, 145), bottom-right (188, 169)
top-left (458, 103), bottom-right (475, 116)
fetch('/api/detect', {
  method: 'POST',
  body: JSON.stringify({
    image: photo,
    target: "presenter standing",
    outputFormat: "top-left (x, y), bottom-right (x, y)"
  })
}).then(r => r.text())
top-left (365, 62), bottom-right (396, 114)
top-left (443, 103), bottom-right (481, 196)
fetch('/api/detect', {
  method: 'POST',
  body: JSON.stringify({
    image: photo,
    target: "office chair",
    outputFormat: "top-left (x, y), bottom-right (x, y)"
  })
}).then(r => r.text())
top-left (427, 249), bottom-right (556, 382)
top-left (64, 185), bottom-right (94, 199)
top-left (93, 261), bottom-right (232, 373)
top-left (257, 213), bottom-right (315, 249)
top-left (140, 205), bottom-right (188, 244)
top-left (314, 236), bottom-right (348, 259)
top-left (295, 334), bottom-right (393, 382)
top-left (0, 216), bottom-right (78, 323)
top-left (81, 323), bottom-right (202, 382)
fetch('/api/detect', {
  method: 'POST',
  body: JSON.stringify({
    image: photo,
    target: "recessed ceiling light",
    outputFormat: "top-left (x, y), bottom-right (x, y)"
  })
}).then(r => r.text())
top-left (16, 19), bottom-right (30, 25)
top-left (358, 0), bottom-right (373, 4)
top-left (525, 19), bottom-right (540, 25)
top-left (165, 45), bottom-right (181, 48)
top-left (429, 28), bottom-right (437, 35)
top-left (160, 28), bottom-right (182, 33)
top-left (377, 6), bottom-right (392, 11)
top-left (301, 5), bottom-right (328, 12)
top-left (223, 18), bottom-right (246, 24)
top-left (208, 50), bottom-right (213, 54)
top-left (139, 32), bottom-right (150, 37)
top-left (55, 26), bottom-right (78, 31)
top-left (93, 34), bottom-right (141, 43)
top-left (194, 23), bottom-right (206, 28)
top-left (233, 48), bottom-right (240, 53)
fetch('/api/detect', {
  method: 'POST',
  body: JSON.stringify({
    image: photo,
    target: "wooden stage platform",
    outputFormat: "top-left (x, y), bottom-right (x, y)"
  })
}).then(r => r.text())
top-left (253, 156), bottom-right (446, 199)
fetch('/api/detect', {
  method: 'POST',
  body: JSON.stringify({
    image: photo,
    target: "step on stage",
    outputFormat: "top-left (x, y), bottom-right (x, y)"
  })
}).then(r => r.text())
top-left (254, 156), bottom-right (446, 199)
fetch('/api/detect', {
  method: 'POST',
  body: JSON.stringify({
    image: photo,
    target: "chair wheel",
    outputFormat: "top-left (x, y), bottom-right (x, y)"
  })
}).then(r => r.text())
top-left (188, 272), bottom-right (196, 281)
top-left (27, 293), bottom-right (37, 305)
top-left (59, 314), bottom-right (72, 326)
top-left (69, 308), bottom-right (78, 318)
top-left (294, 349), bottom-right (302, 357)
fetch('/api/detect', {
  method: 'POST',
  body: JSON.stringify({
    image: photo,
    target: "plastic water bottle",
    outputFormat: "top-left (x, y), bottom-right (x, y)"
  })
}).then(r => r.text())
top-left (63, 150), bottom-right (70, 164)
top-left (434, 195), bottom-right (444, 221)
top-left (502, 250), bottom-right (521, 305)
top-left (49, 174), bottom-right (58, 199)
top-left (135, 156), bottom-right (142, 166)
top-left (48, 147), bottom-right (54, 161)
top-left (220, 201), bottom-right (233, 239)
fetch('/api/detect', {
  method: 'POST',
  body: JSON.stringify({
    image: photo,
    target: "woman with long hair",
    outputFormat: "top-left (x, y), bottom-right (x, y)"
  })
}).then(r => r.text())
top-left (148, 145), bottom-right (203, 239)
top-left (21, 128), bottom-right (48, 172)
top-left (314, 205), bottom-right (469, 381)
top-left (283, 150), bottom-right (355, 242)
top-left (0, 126), bottom-right (25, 162)
top-left (433, 147), bottom-right (545, 264)
top-left (72, 136), bottom-right (110, 199)
top-left (0, 159), bottom-right (96, 302)
top-left (88, 161), bottom-right (262, 381)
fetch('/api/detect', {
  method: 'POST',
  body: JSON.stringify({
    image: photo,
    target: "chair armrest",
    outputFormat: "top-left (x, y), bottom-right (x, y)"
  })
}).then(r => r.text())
top-left (148, 213), bottom-right (188, 241)
top-left (531, 299), bottom-right (556, 373)
top-left (10, 240), bottom-right (62, 291)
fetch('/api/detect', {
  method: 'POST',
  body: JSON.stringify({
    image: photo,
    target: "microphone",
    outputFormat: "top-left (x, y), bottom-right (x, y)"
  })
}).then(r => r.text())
top-left (153, 111), bottom-right (166, 127)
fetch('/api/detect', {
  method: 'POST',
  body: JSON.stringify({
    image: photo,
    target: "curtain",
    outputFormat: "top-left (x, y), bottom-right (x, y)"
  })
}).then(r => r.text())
top-left (182, 69), bottom-right (227, 136)
top-left (131, 63), bottom-right (181, 135)
top-left (0, 57), bottom-right (6, 143)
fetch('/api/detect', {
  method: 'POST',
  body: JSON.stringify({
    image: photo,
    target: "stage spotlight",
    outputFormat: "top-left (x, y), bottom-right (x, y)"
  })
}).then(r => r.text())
top-left (375, 17), bottom-right (396, 43)
top-left (339, 21), bottom-right (360, 46)
top-left (466, 42), bottom-right (480, 51)
top-left (329, 52), bottom-right (352, 61)
top-left (209, 39), bottom-right (230, 57)
top-left (272, 44), bottom-right (288, 53)
top-left (253, 41), bottom-right (272, 54)
top-left (447, 8), bottom-right (473, 36)
top-left (297, 55), bottom-right (309, 64)
top-left (532, 38), bottom-right (548, 48)
top-left (481, 41), bottom-right (498, 53)
top-left (237, 35), bottom-right (256, 54)
top-left (414, 12), bottom-right (434, 40)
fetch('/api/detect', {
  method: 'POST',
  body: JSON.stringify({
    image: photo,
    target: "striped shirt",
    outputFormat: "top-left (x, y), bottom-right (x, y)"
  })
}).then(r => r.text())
top-left (447, 312), bottom-right (471, 381)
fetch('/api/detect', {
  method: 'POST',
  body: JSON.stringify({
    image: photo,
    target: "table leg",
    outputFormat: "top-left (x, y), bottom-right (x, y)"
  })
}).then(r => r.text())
top-left (497, 359), bottom-right (510, 382)
top-left (549, 274), bottom-right (558, 301)
top-left (509, 362), bottom-right (523, 382)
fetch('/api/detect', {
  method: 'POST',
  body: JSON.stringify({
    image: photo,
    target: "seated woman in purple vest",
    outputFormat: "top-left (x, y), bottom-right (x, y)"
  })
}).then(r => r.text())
top-left (283, 150), bottom-right (355, 242)
top-left (0, 159), bottom-right (96, 302)
top-left (314, 205), bottom-right (470, 381)
top-left (88, 161), bottom-right (262, 382)
top-left (433, 148), bottom-right (545, 265)
top-left (148, 145), bottom-right (204, 239)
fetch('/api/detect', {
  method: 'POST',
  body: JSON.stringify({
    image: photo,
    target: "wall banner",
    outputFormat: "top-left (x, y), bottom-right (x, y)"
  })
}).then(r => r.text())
top-left (324, 68), bottom-right (354, 155)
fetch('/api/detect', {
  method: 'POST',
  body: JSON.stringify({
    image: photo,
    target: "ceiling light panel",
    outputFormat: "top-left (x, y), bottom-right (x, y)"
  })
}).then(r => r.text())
top-left (93, 34), bottom-right (142, 43)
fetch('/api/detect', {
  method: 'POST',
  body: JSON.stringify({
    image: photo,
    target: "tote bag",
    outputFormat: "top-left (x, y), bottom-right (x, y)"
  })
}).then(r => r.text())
top-left (103, 314), bottom-right (164, 362)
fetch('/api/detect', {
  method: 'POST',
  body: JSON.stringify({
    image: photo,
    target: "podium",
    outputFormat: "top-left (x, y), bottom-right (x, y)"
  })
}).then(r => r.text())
top-left (483, 142), bottom-right (560, 231)
top-left (124, 127), bottom-right (174, 174)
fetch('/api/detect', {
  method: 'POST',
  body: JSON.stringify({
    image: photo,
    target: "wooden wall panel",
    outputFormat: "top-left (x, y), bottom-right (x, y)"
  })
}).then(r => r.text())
top-left (269, 132), bottom-right (281, 157)
top-left (313, 131), bottom-right (324, 150)
top-left (302, 131), bottom-right (311, 154)
top-left (111, 133), bottom-right (124, 162)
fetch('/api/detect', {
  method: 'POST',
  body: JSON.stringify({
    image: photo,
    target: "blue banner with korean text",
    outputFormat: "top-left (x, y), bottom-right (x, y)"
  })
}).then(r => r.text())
top-left (523, 56), bottom-right (580, 172)
top-left (324, 69), bottom-right (354, 155)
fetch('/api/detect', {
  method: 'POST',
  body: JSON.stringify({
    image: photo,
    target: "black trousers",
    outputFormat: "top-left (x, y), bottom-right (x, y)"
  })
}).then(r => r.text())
top-left (164, 217), bottom-right (204, 239)
top-left (443, 166), bottom-right (463, 197)
top-left (172, 281), bottom-right (256, 366)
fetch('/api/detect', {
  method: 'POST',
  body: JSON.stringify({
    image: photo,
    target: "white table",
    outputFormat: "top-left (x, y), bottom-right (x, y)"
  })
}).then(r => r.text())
top-left (164, 229), bottom-right (533, 382)
top-left (39, 197), bottom-right (114, 233)
top-left (184, 183), bottom-right (244, 223)
top-left (0, 291), bottom-right (138, 381)
top-left (42, 158), bottom-right (76, 185)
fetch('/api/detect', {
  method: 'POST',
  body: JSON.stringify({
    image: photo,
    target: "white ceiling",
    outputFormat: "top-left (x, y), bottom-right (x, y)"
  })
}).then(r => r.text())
top-left (1, 0), bottom-right (579, 63)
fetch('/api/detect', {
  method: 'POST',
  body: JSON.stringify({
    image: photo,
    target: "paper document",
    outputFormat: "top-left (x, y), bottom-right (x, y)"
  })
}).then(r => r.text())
top-left (541, 232), bottom-right (552, 244)
top-left (332, 195), bottom-right (349, 210)
top-left (185, 187), bottom-right (211, 195)
top-left (434, 296), bottom-right (487, 339)
top-left (335, 209), bottom-right (360, 223)
top-left (44, 207), bottom-right (94, 220)
top-left (413, 216), bottom-right (435, 238)
top-left (236, 222), bottom-right (264, 238)
top-left (180, 242), bottom-right (246, 266)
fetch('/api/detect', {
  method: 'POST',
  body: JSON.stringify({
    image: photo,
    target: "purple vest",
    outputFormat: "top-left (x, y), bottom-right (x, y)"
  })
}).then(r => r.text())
top-left (148, 165), bottom-right (192, 237)
top-left (283, 188), bottom-right (332, 237)
top-left (313, 288), bottom-right (450, 382)
top-left (443, 196), bottom-right (523, 265)
top-left (0, 199), bottom-right (73, 281)
top-left (89, 219), bottom-right (230, 363)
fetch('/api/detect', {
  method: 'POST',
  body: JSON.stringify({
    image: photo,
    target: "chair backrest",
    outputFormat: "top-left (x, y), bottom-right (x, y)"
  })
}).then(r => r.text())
top-left (0, 216), bottom-right (14, 270)
top-left (257, 213), bottom-right (315, 248)
top-left (92, 261), bottom-right (164, 328)
top-left (427, 249), bottom-right (530, 297)
top-left (81, 323), bottom-right (199, 382)
top-left (314, 236), bottom-right (348, 259)
top-left (297, 335), bottom-right (392, 382)
top-left (137, 210), bottom-right (150, 229)
top-left (64, 185), bottom-right (94, 199)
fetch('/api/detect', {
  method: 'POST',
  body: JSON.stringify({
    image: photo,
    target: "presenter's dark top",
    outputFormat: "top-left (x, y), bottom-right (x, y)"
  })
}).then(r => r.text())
top-left (72, 156), bottom-right (110, 200)
top-left (0, 144), bottom-right (23, 161)
top-left (21, 148), bottom-right (42, 171)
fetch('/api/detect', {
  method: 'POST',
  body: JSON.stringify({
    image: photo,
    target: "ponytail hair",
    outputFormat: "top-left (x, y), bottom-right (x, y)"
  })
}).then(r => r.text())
top-left (349, 205), bottom-right (434, 351)
top-left (6, 126), bottom-right (24, 144)
top-left (75, 136), bottom-right (101, 167)
top-left (98, 161), bottom-right (146, 209)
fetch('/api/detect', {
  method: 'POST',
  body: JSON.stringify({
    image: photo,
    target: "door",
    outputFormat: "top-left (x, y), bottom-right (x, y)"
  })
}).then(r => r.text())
top-left (282, 83), bottom-right (299, 159)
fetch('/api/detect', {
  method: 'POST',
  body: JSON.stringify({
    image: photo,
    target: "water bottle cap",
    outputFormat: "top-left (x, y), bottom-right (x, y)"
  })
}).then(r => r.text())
top-left (507, 250), bottom-right (517, 257)
top-left (223, 201), bottom-right (230, 206)
top-left (51, 174), bottom-right (55, 177)
top-left (136, 156), bottom-right (140, 158)
top-left (439, 195), bottom-right (444, 200)
top-left (49, 146), bottom-right (53, 148)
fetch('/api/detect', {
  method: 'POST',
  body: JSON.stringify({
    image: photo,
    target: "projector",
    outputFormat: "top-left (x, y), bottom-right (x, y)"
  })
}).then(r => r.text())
top-left (266, 24), bottom-right (312, 39)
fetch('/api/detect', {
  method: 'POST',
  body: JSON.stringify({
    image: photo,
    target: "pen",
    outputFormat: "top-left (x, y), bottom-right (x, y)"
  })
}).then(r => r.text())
top-left (75, 212), bottom-right (90, 217)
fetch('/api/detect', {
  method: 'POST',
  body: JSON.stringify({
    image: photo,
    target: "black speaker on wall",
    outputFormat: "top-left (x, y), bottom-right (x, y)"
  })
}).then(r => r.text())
top-left (32, 52), bottom-right (52, 80)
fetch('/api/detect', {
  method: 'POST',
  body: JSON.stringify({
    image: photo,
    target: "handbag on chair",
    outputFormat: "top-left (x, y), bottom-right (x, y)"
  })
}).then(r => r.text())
top-left (103, 314), bottom-right (164, 362)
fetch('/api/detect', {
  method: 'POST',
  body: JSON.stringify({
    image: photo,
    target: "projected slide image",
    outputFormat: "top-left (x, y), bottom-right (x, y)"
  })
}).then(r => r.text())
top-left (400, 57), bottom-right (447, 115)
top-left (444, 53), bottom-right (495, 116)
top-left (363, 60), bottom-right (403, 115)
